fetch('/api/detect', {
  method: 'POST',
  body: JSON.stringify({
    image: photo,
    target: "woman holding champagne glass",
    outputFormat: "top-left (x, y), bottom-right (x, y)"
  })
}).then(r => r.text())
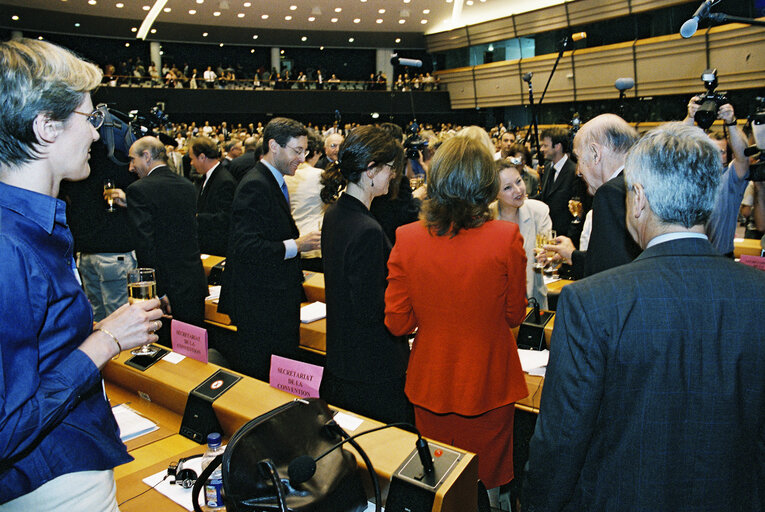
top-left (0, 38), bottom-right (163, 511)
top-left (490, 158), bottom-right (553, 308)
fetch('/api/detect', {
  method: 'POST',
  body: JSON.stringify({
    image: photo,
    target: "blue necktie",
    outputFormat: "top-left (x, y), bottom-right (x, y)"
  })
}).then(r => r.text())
top-left (281, 181), bottom-right (290, 204)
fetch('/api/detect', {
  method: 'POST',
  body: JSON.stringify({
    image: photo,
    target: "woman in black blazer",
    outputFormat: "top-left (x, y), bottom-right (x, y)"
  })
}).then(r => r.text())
top-left (320, 126), bottom-right (413, 424)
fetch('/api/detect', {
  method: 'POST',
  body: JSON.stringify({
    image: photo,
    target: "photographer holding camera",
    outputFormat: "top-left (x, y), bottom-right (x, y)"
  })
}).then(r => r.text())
top-left (683, 90), bottom-right (750, 257)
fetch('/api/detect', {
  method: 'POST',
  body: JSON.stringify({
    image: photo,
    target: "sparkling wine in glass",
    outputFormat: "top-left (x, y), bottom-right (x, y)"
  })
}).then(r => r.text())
top-left (127, 268), bottom-right (159, 356)
top-left (570, 196), bottom-right (583, 224)
top-left (103, 178), bottom-right (116, 212)
top-left (534, 232), bottom-right (548, 270)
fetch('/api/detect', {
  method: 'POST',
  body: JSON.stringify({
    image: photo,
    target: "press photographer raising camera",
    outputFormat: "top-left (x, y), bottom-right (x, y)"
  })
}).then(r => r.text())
top-left (683, 94), bottom-right (750, 257)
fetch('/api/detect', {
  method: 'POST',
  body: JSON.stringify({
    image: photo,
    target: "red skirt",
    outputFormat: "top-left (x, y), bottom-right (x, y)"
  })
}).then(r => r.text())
top-left (414, 403), bottom-right (515, 489)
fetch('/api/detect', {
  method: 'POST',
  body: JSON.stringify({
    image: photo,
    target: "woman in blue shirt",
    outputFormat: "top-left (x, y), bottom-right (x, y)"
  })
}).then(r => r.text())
top-left (0, 39), bottom-right (163, 511)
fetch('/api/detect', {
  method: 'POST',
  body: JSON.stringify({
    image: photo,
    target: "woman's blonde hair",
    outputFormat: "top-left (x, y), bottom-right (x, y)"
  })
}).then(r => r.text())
top-left (0, 38), bottom-right (102, 167)
top-left (422, 136), bottom-right (499, 237)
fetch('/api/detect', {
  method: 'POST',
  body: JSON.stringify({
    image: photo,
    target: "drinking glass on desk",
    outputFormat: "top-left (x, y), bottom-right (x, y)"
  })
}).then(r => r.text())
top-left (127, 268), bottom-right (159, 356)
top-left (103, 178), bottom-right (116, 212)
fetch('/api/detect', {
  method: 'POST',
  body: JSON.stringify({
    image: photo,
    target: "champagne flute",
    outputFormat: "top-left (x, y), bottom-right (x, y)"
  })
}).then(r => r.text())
top-left (570, 196), bottom-right (583, 224)
top-left (534, 232), bottom-right (548, 271)
top-left (127, 268), bottom-right (159, 356)
top-left (103, 178), bottom-right (116, 212)
top-left (544, 230), bottom-right (558, 275)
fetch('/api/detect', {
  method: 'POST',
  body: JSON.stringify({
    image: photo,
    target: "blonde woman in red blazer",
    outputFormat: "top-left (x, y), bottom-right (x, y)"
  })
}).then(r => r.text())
top-left (385, 136), bottom-right (528, 498)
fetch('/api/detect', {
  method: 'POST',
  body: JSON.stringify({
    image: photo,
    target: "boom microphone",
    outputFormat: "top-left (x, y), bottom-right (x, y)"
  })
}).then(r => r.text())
top-left (614, 77), bottom-right (635, 92)
top-left (680, 0), bottom-right (715, 38)
top-left (390, 54), bottom-right (423, 68)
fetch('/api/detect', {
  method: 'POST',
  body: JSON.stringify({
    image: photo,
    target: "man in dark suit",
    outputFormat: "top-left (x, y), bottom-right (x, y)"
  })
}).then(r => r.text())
top-left (112, 136), bottom-right (208, 343)
top-left (218, 118), bottom-right (321, 381)
top-left (544, 114), bottom-right (641, 278)
top-left (315, 132), bottom-right (343, 170)
top-left (523, 123), bottom-right (765, 511)
top-left (188, 136), bottom-right (235, 257)
top-left (227, 136), bottom-right (262, 182)
top-left (537, 127), bottom-right (588, 239)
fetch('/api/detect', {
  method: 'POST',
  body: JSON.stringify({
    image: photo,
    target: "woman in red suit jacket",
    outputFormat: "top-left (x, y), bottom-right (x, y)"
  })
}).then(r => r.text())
top-left (385, 136), bottom-right (528, 497)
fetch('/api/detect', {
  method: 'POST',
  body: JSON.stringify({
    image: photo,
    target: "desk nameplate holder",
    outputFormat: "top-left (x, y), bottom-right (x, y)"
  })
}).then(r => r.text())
top-left (180, 369), bottom-right (241, 443)
top-left (386, 443), bottom-right (462, 512)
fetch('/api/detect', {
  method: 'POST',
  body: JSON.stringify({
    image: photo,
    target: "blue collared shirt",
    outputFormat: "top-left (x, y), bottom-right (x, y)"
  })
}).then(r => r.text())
top-left (0, 181), bottom-right (131, 503)
top-left (706, 161), bottom-right (748, 254)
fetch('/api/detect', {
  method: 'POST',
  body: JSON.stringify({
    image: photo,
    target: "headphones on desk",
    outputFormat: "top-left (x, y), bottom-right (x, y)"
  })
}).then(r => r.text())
top-left (168, 454), bottom-right (202, 488)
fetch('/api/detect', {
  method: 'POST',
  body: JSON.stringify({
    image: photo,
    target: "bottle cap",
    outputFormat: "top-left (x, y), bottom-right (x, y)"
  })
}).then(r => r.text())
top-left (207, 432), bottom-right (222, 447)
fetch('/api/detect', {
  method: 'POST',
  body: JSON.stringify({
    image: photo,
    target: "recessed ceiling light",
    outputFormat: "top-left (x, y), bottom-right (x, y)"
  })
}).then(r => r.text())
top-left (348, 37), bottom-right (354, 42)
top-left (131, 26), bottom-right (137, 32)
top-left (353, 18), bottom-right (360, 23)
top-left (334, 7), bottom-right (342, 12)
top-left (378, 8), bottom-right (385, 13)
top-left (125, 42), bottom-right (130, 47)
top-left (159, 50), bottom-right (164, 55)
top-left (320, 46), bottom-right (325, 50)
top-left (285, 15), bottom-right (292, 20)
top-left (301, 36), bottom-right (307, 41)
top-left (252, 34), bottom-right (258, 39)
top-left (237, 12), bottom-right (245, 17)
top-left (88, 0), bottom-right (96, 5)
top-left (403, 0), bottom-right (411, 3)
top-left (196, 0), bottom-right (204, 3)
top-left (115, 2), bottom-right (123, 7)
top-left (395, 38), bottom-right (401, 43)
top-left (244, 1), bottom-right (251, 5)
top-left (38, 36), bottom-right (44, 40)
top-left (213, 11), bottom-right (220, 16)
top-left (220, 43), bottom-right (224, 47)
top-left (360, 0), bottom-right (367, 2)
top-left (420, 19), bottom-right (427, 24)
top-left (142, 4), bottom-right (149, 10)
top-left (331, 17), bottom-right (338, 22)
top-left (163, 7), bottom-right (171, 12)
top-left (74, 22), bottom-right (81, 27)
top-left (398, 19), bottom-right (405, 24)
top-left (11, 15), bottom-right (19, 20)
top-left (261, 14), bottom-right (268, 19)
top-left (290, 5), bottom-right (297, 10)
top-left (202, 32), bottom-right (208, 36)
top-left (376, 18), bottom-right (383, 23)
top-left (280, 49), bottom-right (284, 54)
top-left (150, 28), bottom-right (156, 33)
top-left (308, 16), bottom-right (315, 21)
top-left (251, 49), bottom-right (255, 53)
top-left (466, 0), bottom-right (473, 4)
top-left (189, 9), bottom-right (196, 14)
top-left (423, 9), bottom-right (430, 14)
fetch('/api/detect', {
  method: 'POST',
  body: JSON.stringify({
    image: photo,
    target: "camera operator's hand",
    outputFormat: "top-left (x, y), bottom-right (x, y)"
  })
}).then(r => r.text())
top-left (683, 95), bottom-right (703, 125)
top-left (717, 103), bottom-right (736, 125)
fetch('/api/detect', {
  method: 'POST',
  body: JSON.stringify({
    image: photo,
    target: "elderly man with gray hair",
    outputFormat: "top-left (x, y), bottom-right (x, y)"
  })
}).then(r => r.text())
top-left (524, 122), bottom-right (765, 512)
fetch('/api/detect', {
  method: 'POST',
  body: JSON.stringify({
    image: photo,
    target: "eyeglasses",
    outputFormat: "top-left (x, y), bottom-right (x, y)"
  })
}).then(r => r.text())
top-left (72, 108), bottom-right (105, 130)
top-left (283, 144), bottom-right (306, 157)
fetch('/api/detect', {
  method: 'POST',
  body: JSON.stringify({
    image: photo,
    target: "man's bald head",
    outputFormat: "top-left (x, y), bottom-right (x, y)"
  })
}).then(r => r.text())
top-left (324, 133), bottom-right (344, 162)
top-left (573, 114), bottom-right (638, 195)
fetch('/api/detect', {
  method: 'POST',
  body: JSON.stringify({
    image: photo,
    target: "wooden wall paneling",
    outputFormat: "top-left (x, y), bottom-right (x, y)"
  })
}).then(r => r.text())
top-left (466, 15), bottom-right (517, 47)
top-left (634, 33), bottom-right (708, 96)
top-left (513, 4), bottom-right (570, 37)
top-left (473, 61), bottom-right (525, 108)
top-left (573, 42), bottom-right (637, 101)
top-left (629, 0), bottom-right (698, 15)
top-left (426, 28), bottom-right (470, 53)
top-left (434, 66), bottom-right (478, 109)
top-left (566, 0), bottom-right (631, 27)
top-left (518, 52), bottom-right (577, 105)
top-left (707, 22), bottom-right (765, 92)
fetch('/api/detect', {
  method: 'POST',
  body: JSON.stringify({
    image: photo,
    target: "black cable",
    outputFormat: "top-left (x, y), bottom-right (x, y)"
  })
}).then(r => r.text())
top-left (118, 474), bottom-right (170, 507)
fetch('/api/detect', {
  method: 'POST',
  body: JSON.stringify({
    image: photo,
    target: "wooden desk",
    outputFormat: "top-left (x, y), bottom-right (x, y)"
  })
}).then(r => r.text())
top-left (734, 238), bottom-right (762, 258)
top-left (105, 354), bottom-right (479, 512)
top-left (200, 254), bottom-right (225, 277)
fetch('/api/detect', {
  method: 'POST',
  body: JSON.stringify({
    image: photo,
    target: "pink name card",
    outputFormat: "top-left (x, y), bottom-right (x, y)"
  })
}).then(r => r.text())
top-left (269, 355), bottom-right (323, 398)
top-left (740, 254), bottom-right (765, 272)
top-left (170, 319), bottom-right (208, 363)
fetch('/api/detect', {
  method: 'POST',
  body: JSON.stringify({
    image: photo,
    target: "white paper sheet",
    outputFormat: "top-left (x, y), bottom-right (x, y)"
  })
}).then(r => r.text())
top-left (112, 404), bottom-right (158, 442)
top-left (162, 351), bottom-right (186, 364)
top-left (517, 349), bottom-right (550, 372)
top-left (300, 301), bottom-right (326, 323)
top-left (333, 411), bottom-right (364, 432)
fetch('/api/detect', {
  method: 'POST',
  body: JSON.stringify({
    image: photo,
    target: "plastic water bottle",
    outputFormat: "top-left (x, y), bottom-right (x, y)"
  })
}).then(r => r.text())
top-left (201, 432), bottom-right (225, 511)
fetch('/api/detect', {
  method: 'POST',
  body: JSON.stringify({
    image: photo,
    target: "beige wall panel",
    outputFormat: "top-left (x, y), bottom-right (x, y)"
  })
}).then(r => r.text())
top-left (467, 15), bottom-right (517, 46)
top-left (629, 0), bottom-right (697, 15)
top-left (707, 23), bottom-right (765, 91)
top-left (473, 61), bottom-right (525, 108)
top-left (518, 53), bottom-right (576, 104)
top-left (514, 4), bottom-right (569, 37)
top-left (566, 0), bottom-right (630, 27)
top-left (426, 29), bottom-right (470, 53)
top-left (634, 34), bottom-right (707, 96)
top-left (436, 68), bottom-right (478, 109)
top-left (574, 43), bottom-right (636, 101)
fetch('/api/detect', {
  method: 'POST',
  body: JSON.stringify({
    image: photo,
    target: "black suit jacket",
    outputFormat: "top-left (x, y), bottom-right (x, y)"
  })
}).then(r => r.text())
top-left (196, 164), bottom-right (236, 257)
top-left (569, 172), bottom-right (641, 278)
top-left (126, 166), bottom-right (207, 325)
top-left (227, 152), bottom-right (257, 182)
top-left (524, 237), bottom-right (765, 511)
top-left (218, 161), bottom-right (303, 378)
top-left (538, 156), bottom-right (588, 239)
top-left (322, 193), bottom-right (409, 382)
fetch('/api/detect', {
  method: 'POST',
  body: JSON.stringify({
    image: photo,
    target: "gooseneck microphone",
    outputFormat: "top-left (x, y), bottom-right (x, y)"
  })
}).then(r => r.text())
top-left (680, 0), bottom-right (717, 38)
top-left (287, 421), bottom-right (434, 485)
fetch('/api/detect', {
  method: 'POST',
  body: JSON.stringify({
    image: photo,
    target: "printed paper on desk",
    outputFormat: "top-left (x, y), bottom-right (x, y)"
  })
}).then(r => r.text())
top-left (171, 319), bottom-right (208, 363)
top-left (269, 355), bottom-right (323, 398)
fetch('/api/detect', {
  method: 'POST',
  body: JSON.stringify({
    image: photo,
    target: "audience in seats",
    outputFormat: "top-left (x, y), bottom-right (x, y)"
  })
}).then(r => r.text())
top-left (524, 122), bottom-right (765, 511)
top-left (320, 125), bottom-right (413, 424)
top-left (384, 136), bottom-right (528, 508)
top-left (0, 38), bottom-right (163, 510)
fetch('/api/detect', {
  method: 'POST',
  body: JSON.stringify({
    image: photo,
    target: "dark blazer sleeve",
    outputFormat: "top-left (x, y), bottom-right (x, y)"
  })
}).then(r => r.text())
top-left (197, 169), bottom-right (235, 256)
top-left (345, 224), bottom-right (389, 325)
top-left (229, 178), bottom-right (287, 265)
top-left (523, 284), bottom-right (606, 512)
top-left (126, 183), bottom-right (162, 292)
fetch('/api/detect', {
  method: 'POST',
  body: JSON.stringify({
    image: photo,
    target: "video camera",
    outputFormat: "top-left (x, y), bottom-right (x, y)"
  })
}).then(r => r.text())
top-left (97, 103), bottom-right (170, 165)
top-left (694, 69), bottom-right (729, 130)
top-left (403, 122), bottom-right (428, 160)
top-left (747, 97), bottom-right (765, 182)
